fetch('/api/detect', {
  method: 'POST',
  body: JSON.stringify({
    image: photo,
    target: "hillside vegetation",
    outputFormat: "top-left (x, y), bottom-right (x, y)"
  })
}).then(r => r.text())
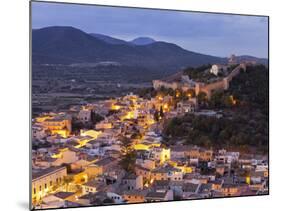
top-left (163, 65), bottom-right (269, 153)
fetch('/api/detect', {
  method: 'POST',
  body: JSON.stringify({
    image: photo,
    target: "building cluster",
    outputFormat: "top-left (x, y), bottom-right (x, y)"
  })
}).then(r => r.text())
top-left (32, 61), bottom-right (268, 209)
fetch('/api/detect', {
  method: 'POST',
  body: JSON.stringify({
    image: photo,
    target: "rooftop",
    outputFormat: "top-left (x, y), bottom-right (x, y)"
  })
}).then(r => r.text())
top-left (182, 183), bottom-right (199, 192)
top-left (146, 190), bottom-right (168, 199)
top-left (32, 166), bottom-right (66, 181)
top-left (54, 192), bottom-right (76, 199)
top-left (94, 157), bottom-right (117, 166)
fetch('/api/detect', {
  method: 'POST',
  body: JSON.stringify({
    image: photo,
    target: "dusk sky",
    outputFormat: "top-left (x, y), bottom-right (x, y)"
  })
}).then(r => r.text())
top-left (32, 1), bottom-right (268, 58)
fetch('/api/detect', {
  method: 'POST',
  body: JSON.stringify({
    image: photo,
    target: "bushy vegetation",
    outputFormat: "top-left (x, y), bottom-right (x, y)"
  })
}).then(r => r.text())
top-left (183, 64), bottom-right (215, 82)
top-left (164, 65), bottom-right (269, 153)
top-left (118, 136), bottom-right (137, 173)
top-left (228, 65), bottom-right (269, 115)
top-left (163, 113), bottom-right (268, 152)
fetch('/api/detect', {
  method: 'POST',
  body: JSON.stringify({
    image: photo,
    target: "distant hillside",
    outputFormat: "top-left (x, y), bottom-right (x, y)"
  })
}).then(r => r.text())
top-left (32, 26), bottom-right (267, 74)
top-left (90, 33), bottom-right (130, 45)
top-left (130, 37), bottom-right (156, 45)
top-left (236, 55), bottom-right (268, 66)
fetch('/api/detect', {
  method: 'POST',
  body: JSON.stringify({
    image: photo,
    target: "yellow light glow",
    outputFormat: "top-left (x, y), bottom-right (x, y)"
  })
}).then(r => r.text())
top-left (50, 129), bottom-right (68, 138)
top-left (229, 95), bottom-right (237, 105)
top-left (51, 152), bottom-right (62, 159)
top-left (157, 96), bottom-right (163, 101)
top-left (36, 116), bottom-right (52, 123)
top-left (81, 130), bottom-right (101, 139)
top-left (123, 111), bottom-right (134, 120)
top-left (246, 176), bottom-right (251, 185)
top-left (111, 105), bottom-right (121, 110)
top-left (134, 144), bottom-right (150, 151)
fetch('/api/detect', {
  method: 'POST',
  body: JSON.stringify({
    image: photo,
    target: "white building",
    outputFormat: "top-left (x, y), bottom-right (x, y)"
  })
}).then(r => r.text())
top-left (150, 147), bottom-right (171, 163)
top-left (177, 101), bottom-right (196, 114)
top-left (210, 64), bottom-right (227, 76)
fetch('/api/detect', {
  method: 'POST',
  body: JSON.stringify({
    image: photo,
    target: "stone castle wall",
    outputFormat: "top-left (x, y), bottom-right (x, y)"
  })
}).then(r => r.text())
top-left (153, 64), bottom-right (246, 99)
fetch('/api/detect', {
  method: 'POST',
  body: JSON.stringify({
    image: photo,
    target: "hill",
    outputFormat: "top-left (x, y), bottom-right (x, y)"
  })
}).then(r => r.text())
top-left (32, 26), bottom-right (227, 73)
top-left (90, 33), bottom-right (130, 45)
top-left (163, 64), bottom-right (269, 152)
top-left (130, 37), bottom-right (156, 45)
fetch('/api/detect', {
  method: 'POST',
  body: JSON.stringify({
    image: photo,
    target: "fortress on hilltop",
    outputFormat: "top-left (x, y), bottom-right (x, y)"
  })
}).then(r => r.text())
top-left (153, 61), bottom-right (248, 99)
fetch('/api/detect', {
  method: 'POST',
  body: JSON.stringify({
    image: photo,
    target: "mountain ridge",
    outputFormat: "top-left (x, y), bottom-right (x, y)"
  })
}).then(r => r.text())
top-left (32, 26), bottom-right (267, 73)
top-left (130, 37), bottom-right (156, 45)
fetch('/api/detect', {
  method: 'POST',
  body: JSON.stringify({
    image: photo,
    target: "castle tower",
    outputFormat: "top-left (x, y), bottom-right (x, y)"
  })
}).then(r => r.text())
top-left (228, 54), bottom-right (237, 65)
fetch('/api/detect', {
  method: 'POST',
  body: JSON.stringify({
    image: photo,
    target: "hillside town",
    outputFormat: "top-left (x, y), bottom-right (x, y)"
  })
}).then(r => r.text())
top-left (31, 56), bottom-right (268, 209)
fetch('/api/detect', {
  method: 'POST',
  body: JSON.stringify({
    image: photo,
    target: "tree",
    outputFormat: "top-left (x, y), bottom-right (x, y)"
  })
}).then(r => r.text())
top-left (91, 111), bottom-right (104, 124)
top-left (197, 91), bottom-right (207, 105)
top-left (210, 91), bottom-right (223, 108)
top-left (197, 135), bottom-right (211, 148)
top-left (119, 136), bottom-right (132, 154)
top-left (154, 110), bottom-right (159, 122)
top-left (131, 131), bottom-right (142, 140)
top-left (119, 150), bottom-right (136, 173)
top-left (159, 106), bottom-right (164, 118)
top-left (222, 95), bottom-right (237, 107)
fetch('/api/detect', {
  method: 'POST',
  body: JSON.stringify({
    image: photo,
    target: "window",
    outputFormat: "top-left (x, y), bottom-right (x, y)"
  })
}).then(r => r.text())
top-left (56, 178), bottom-right (58, 183)
top-left (45, 183), bottom-right (47, 189)
top-left (50, 181), bottom-right (52, 186)
top-left (33, 188), bottom-right (36, 194)
top-left (39, 186), bottom-right (41, 191)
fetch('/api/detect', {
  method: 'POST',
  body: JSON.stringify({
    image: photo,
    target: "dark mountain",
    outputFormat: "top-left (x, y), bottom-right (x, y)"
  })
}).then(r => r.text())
top-left (32, 26), bottom-right (265, 74)
top-left (90, 33), bottom-right (130, 45)
top-left (130, 37), bottom-right (156, 45)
